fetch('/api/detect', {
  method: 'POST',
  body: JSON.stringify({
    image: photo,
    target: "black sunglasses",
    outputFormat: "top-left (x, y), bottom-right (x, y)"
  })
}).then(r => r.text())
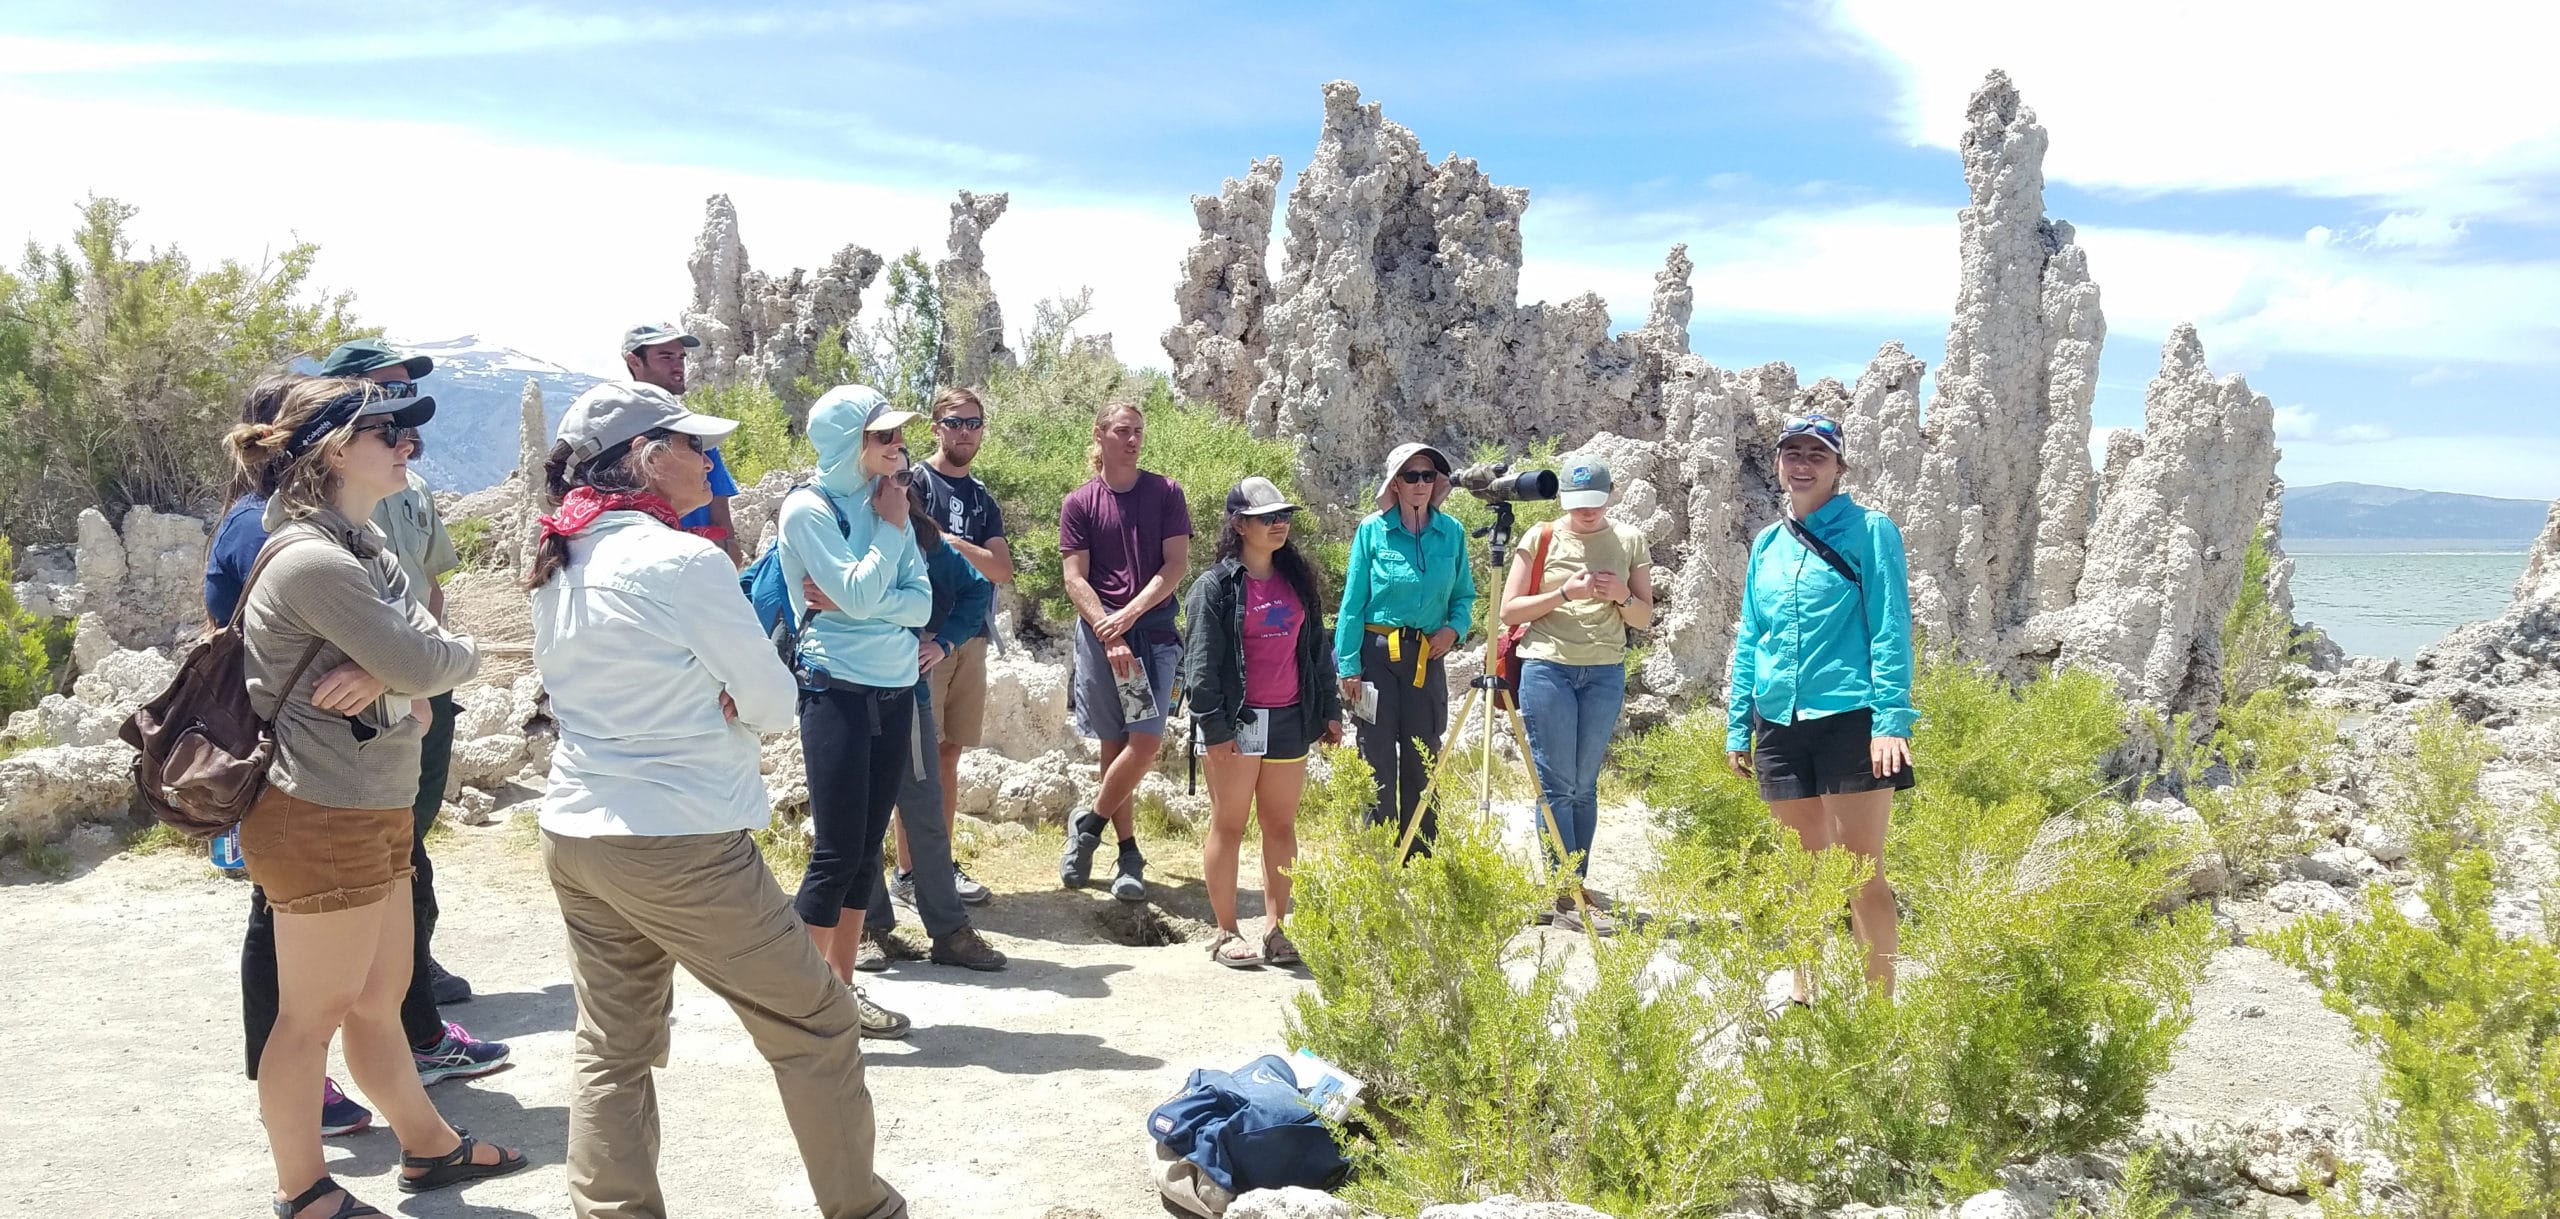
top-left (371, 379), bottom-right (419, 400)
top-left (1396, 469), bottom-right (1442, 484)
top-left (354, 420), bottom-right (417, 448)
top-left (936, 416), bottom-right (985, 431)
top-left (1241, 509), bottom-right (1296, 526)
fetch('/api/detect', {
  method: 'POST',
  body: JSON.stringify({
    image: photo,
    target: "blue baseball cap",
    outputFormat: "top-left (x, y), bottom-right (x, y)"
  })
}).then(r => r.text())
top-left (1559, 458), bottom-right (1614, 509)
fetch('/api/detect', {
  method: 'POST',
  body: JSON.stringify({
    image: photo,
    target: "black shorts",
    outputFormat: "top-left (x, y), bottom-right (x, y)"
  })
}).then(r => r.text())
top-left (1244, 702), bottom-right (1313, 764)
top-left (1750, 707), bottom-right (1916, 802)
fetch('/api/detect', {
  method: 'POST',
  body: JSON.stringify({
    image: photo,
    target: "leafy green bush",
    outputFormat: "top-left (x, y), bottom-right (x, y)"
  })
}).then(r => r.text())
top-left (1292, 657), bottom-right (2218, 1214)
top-left (2181, 689), bottom-right (2340, 881)
top-left (447, 516), bottom-right (495, 570)
top-left (2267, 710), bottom-right (2558, 1219)
top-left (689, 377), bottom-right (817, 487)
top-left (0, 197), bottom-right (367, 543)
top-left (2055, 1148), bottom-right (2191, 1219)
top-left (2221, 527), bottom-right (2309, 705)
top-left (0, 538), bottom-right (72, 720)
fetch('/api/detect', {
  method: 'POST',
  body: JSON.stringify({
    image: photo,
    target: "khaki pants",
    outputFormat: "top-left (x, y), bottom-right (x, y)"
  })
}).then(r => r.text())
top-left (543, 829), bottom-right (907, 1219)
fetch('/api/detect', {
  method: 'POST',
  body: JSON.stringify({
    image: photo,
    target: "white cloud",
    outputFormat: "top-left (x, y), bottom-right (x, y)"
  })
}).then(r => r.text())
top-left (2368, 212), bottom-right (2467, 249)
top-left (0, 87), bottom-right (1191, 378)
top-left (2410, 364), bottom-right (2475, 388)
top-left (1824, 0), bottom-right (2560, 218)
top-left (2273, 405), bottom-right (2319, 440)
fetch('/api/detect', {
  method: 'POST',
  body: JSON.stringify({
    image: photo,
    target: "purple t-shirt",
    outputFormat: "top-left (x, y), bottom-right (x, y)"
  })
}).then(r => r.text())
top-left (1242, 573), bottom-right (1304, 708)
top-left (1059, 471), bottom-right (1193, 636)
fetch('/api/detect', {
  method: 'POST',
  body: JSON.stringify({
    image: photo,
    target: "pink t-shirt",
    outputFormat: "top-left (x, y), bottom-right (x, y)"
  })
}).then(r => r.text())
top-left (1241, 573), bottom-right (1304, 709)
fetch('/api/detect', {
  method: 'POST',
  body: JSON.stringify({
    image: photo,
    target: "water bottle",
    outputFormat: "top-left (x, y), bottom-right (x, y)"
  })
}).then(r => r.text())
top-left (209, 825), bottom-right (244, 870)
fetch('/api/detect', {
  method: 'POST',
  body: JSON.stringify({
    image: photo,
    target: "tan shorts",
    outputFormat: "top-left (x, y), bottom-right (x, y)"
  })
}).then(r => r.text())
top-left (239, 784), bottom-right (415, 915)
top-left (925, 635), bottom-right (990, 747)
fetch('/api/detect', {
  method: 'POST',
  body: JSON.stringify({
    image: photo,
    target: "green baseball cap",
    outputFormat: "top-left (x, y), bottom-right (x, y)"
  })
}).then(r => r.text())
top-left (317, 338), bottom-right (433, 380)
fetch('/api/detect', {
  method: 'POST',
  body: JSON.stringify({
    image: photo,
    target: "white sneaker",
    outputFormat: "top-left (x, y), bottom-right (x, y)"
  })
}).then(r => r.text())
top-left (953, 864), bottom-right (992, 907)
top-left (848, 983), bottom-right (911, 1039)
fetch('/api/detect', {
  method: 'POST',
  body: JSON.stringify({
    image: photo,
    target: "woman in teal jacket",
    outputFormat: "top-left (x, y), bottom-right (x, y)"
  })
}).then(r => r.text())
top-left (1333, 442), bottom-right (1476, 855)
top-left (778, 384), bottom-right (932, 1038)
top-left (1726, 412), bottom-right (1916, 999)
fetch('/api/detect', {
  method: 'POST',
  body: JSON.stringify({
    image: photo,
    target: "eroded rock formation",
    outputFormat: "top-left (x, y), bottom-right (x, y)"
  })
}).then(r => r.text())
top-left (935, 190), bottom-right (1016, 389)
top-left (2410, 497), bottom-right (2560, 694)
top-left (1163, 157), bottom-right (1283, 419)
top-left (1903, 71), bottom-right (2106, 666)
top-left (681, 194), bottom-right (884, 415)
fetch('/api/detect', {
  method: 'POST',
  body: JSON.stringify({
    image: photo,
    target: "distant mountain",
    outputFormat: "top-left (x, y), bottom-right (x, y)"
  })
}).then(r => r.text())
top-left (2286, 482), bottom-right (2552, 541)
top-left (396, 336), bottom-right (603, 493)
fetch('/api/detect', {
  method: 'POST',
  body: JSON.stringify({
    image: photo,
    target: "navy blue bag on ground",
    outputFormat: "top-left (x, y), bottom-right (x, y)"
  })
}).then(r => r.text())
top-left (1148, 1053), bottom-right (1349, 1195)
top-left (739, 485), bottom-right (848, 671)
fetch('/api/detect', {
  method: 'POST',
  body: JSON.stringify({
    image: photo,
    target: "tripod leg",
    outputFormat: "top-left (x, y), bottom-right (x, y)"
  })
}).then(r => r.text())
top-left (1397, 686), bottom-right (1477, 862)
top-left (1502, 703), bottom-right (1599, 946)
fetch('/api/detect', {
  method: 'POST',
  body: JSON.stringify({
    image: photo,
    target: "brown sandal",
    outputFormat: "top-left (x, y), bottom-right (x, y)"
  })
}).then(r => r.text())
top-left (1209, 929), bottom-right (1264, 970)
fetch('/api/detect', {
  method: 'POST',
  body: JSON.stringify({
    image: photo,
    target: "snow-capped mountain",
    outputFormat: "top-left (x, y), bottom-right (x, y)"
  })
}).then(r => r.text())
top-left (394, 336), bottom-right (604, 493)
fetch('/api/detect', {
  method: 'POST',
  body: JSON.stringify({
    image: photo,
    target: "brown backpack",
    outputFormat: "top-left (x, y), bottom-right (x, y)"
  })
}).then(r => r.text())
top-left (119, 538), bottom-right (325, 839)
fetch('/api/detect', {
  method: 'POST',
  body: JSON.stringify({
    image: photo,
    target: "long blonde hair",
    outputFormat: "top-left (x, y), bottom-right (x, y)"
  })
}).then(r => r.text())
top-left (1086, 399), bottom-right (1143, 476)
top-left (221, 377), bottom-right (383, 522)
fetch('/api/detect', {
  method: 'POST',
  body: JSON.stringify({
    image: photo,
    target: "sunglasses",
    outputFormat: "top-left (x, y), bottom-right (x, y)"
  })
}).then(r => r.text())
top-left (1396, 469), bottom-right (1443, 484)
top-left (936, 416), bottom-right (985, 431)
top-left (354, 420), bottom-right (417, 448)
top-left (1781, 413), bottom-right (1843, 440)
top-left (1241, 510), bottom-right (1296, 526)
top-left (371, 379), bottom-right (419, 400)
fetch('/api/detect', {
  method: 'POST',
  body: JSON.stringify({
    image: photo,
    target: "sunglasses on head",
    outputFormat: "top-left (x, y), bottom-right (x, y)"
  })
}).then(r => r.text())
top-left (937, 416), bottom-right (985, 431)
top-left (1396, 468), bottom-right (1442, 484)
top-left (1781, 413), bottom-right (1842, 440)
top-left (371, 379), bottom-right (419, 400)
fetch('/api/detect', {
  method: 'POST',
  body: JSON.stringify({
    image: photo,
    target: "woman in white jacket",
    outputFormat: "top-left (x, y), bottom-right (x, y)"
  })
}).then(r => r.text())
top-left (527, 381), bottom-right (906, 1219)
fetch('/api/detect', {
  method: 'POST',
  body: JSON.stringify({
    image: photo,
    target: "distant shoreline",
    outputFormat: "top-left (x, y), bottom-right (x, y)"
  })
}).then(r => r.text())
top-left (2286, 538), bottom-right (2533, 556)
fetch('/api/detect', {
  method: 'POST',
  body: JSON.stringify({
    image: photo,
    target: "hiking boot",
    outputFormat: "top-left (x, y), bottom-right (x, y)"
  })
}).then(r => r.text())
top-left (953, 864), bottom-right (992, 907)
top-left (1110, 843), bottom-right (1147, 903)
top-left (1551, 896), bottom-right (1618, 938)
top-left (1060, 812), bottom-right (1105, 889)
top-left (320, 1077), bottom-right (372, 1137)
top-left (414, 1021), bottom-right (511, 1085)
top-left (888, 869), bottom-right (918, 908)
top-left (848, 984), bottom-right (911, 1039)
top-left (929, 926), bottom-right (1008, 971)
top-left (427, 958), bottom-right (472, 1006)
top-left (866, 926), bottom-right (925, 967)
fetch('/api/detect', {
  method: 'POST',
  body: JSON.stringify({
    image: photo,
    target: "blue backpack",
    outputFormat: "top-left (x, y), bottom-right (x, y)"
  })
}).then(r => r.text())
top-left (1146, 1054), bottom-right (1348, 1195)
top-left (739, 485), bottom-right (848, 670)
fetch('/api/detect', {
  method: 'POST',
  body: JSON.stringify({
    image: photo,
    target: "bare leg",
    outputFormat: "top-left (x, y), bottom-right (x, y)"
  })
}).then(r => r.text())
top-left (891, 815), bottom-right (913, 876)
top-left (1097, 731), bottom-right (1160, 840)
top-left (1767, 796), bottom-right (1831, 1005)
top-left (1824, 787), bottom-right (1898, 995)
top-left (262, 902), bottom-right (378, 1214)
top-left (1255, 759), bottom-right (1308, 926)
top-left (334, 877), bottom-right (507, 1175)
top-left (1201, 749), bottom-right (1260, 931)
top-left (805, 922), bottom-right (853, 983)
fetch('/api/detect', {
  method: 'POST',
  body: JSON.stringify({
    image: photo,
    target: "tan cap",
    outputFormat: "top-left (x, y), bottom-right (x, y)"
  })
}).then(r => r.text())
top-left (556, 380), bottom-right (738, 465)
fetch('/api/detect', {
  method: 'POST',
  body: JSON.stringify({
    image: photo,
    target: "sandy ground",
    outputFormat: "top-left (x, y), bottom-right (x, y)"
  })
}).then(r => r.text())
top-left (0, 798), bottom-right (2371, 1218)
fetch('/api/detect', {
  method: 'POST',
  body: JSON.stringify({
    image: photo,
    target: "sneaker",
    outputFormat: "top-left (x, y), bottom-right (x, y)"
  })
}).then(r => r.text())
top-left (848, 984), bottom-right (912, 1039)
top-left (1551, 898), bottom-right (1618, 938)
top-left (1060, 813), bottom-right (1104, 889)
top-left (888, 869), bottom-right (918, 908)
top-left (929, 926), bottom-right (1008, 971)
top-left (1110, 844), bottom-right (1147, 903)
top-left (319, 1077), bottom-right (372, 1137)
top-left (427, 958), bottom-right (473, 1006)
top-left (414, 1021), bottom-right (512, 1085)
top-left (853, 935), bottom-right (889, 974)
top-left (953, 864), bottom-right (992, 907)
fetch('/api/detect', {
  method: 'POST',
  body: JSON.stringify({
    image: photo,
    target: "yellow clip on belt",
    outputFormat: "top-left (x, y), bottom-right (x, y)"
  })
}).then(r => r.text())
top-left (1365, 624), bottom-right (1430, 687)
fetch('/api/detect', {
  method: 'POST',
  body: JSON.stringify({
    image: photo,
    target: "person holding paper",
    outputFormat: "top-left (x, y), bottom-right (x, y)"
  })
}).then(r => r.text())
top-left (1333, 442), bottom-right (1475, 857)
top-left (1179, 477), bottom-right (1343, 969)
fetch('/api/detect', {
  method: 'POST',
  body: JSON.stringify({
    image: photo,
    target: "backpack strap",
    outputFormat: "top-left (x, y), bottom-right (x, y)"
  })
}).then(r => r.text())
top-left (1524, 523), bottom-right (1553, 595)
top-left (231, 530), bottom-right (363, 720)
top-left (1783, 516), bottom-right (1861, 588)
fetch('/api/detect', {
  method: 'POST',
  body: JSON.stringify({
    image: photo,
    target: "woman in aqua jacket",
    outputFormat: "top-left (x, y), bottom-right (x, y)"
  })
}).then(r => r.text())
top-left (1726, 411), bottom-right (1916, 999)
top-left (1333, 442), bottom-right (1476, 855)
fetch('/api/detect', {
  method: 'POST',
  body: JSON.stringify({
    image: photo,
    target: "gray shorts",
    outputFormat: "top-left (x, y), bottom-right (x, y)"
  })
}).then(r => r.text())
top-left (1071, 619), bottom-right (1181, 741)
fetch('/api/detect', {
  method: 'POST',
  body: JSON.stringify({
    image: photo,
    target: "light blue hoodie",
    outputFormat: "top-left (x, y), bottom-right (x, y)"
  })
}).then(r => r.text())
top-left (779, 386), bottom-right (931, 690)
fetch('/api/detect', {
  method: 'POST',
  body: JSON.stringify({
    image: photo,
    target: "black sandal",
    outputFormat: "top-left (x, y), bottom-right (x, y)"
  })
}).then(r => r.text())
top-left (398, 1128), bottom-right (530, 1194)
top-left (273, 1175), bottom-right (384, 1218)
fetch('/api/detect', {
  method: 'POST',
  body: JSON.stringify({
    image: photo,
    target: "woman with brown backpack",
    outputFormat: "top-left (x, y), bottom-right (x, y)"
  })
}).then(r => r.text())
top-left (224, 376), bottom-right (524, 1219)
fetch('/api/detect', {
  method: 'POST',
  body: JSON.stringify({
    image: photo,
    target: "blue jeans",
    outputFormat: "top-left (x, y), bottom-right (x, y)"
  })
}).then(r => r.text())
top-left (1517, 659), bottom-right (1626, 878)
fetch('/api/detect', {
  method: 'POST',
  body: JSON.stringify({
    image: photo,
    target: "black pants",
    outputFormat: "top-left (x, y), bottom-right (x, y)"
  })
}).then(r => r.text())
top-left (240, 693), bottom-right (455, 1077)
top-left (1357, 631), bottom-right (1449, 857)
top-left (793, 682), bottom-right (915, 928)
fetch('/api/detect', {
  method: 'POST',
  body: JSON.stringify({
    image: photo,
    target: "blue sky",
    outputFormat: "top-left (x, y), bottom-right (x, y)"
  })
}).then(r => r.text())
top-left (5, 0), bottom-right (2556, 497)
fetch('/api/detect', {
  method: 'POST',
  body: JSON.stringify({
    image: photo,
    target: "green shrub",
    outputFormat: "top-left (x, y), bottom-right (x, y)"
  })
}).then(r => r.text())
top-left (2179, 688), bottom-right (2340, 881)
top-left (753, 811), bottom-right (812, 888)
top-left (447, 516), bottom-right (494, 570)
top-left (1293, 658), bottom-right (2217, 1214)
top-left (2267, 713), bottom-right (2558, 1219)
top-left (689, 377), bottom-right (817, 487)
top-left (0, 538), bottom-right (72, 720)
top-left (0, 197), bottom-right (367, 544)
top-left (2055, 1148), bottom-right (2191, 1219)
top-left (2221, 527), bottom-right (2309, 705)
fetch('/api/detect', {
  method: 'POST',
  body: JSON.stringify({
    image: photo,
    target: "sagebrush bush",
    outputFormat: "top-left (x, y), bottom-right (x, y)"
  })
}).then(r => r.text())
top-left (0, 538), bottom-right (71, 720)
top-left (689, 377), bottom-right (819, 488)
top-left (1289, 657), bottom-right (2217, 1214)
top-left (447, 516), bottom-right (495, 570)
top-left (2268, 710), bottom-right (2559, 1219)
top-left (2221, 528), bottom-right (2309, 705)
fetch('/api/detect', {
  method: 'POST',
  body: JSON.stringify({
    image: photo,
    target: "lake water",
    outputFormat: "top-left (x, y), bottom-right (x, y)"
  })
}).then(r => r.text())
top-left (2285, 541), bottom-right (2528, 660)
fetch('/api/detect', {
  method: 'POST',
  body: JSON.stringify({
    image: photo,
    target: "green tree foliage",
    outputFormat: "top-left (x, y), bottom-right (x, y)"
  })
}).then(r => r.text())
top-left (1291, 659), bottom-right (2217, 1215)
top-left (688, 376), bottom-right (817, 487)
top-left (0, 538), bottom-right (73, 720)
top-left (0, 197), bottom-right (368, 543)
top-left (2268, 708), bottom-right (2560, 1219)
top-left (2221, 527), bottom-right (2310, 705)
top-left (853, 250), bottom-right (943, 414)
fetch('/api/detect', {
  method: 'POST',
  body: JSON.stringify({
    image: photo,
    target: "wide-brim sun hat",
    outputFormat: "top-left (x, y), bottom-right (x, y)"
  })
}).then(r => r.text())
top-left (1373, 441), bottom-right (1455, 512)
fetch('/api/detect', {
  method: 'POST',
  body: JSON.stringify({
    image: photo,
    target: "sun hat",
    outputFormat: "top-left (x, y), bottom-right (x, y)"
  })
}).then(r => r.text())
top-left (1371, 442), bottom-right (1454, 511)
top-left (556, 380), bottom-right (739, 465)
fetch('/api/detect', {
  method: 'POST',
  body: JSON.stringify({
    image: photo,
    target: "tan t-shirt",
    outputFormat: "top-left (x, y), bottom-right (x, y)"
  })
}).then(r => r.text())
top-left (370, 470), bottom-right (457, 605)
top-left (1517, 519), bottom-right (1646, 667)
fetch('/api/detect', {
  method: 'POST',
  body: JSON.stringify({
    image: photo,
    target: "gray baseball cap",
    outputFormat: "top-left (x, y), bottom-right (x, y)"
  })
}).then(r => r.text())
top-left (620, 323), bottom-right (701, 354)
top-left (1558, 457), bottom-right (1615, 509)
top-left (556, 381), bottom-right (738, 465)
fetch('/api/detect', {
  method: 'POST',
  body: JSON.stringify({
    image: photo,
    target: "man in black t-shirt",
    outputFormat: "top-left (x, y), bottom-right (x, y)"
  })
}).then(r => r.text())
top-left (908, 387), bottom-right (1013, 906)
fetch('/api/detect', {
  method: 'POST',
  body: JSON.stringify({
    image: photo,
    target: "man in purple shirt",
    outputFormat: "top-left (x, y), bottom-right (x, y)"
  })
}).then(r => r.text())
top-left (1057, 400), bottom-right (1191, 901)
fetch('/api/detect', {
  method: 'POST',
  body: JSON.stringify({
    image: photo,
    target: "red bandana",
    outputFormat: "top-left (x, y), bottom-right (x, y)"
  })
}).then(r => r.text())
top-left (537, 487), bottom-right (682, 545)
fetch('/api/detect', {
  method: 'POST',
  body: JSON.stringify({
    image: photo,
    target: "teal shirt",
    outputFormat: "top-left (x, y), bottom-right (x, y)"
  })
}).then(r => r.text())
top-left (1725, 492), bottom-right (1917, 752)
top-left (1333, 508), bottom-right (1478, 677)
